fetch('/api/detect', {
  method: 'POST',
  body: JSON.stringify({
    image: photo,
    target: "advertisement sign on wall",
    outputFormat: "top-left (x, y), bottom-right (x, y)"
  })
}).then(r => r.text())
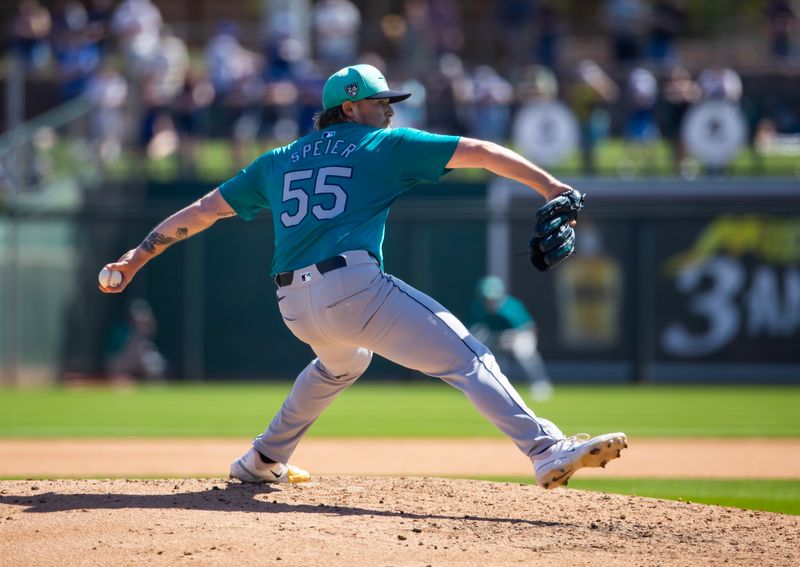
top-left (656, 215), bottom-right (800, 362)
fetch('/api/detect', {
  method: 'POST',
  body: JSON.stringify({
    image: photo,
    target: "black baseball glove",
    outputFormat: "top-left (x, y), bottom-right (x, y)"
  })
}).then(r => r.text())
top-left (528, 188), bottom-right (585, 272)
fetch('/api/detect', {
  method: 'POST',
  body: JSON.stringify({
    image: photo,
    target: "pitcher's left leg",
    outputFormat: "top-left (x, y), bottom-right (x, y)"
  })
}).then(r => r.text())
top-left (361, 273), bottom-right (563, 458)
top-left (253, 345), bottom-right (372, 465)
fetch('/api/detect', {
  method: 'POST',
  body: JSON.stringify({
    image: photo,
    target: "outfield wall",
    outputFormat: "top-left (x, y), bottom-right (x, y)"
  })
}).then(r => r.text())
top-left (491, 178), bottom-right (800, 383)
top-left (1, 179), bottom-right (799, 385)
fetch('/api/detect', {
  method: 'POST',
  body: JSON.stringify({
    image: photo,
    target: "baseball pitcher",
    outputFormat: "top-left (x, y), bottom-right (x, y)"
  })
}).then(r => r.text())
top-left (99, 64), bottom-right (627, 489)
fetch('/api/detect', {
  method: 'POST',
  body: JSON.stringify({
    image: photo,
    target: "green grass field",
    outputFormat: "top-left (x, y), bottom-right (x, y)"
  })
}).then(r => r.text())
top-left (1, 383), bottom-right (798, 438)
top-left (1, 383), bottom-right (798, 514)
top-left (481, 478), bottom-right (800, 516)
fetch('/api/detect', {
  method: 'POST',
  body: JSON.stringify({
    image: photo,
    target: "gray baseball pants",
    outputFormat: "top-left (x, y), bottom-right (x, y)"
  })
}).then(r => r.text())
top-left (253, 250), bottom-right (564, 465)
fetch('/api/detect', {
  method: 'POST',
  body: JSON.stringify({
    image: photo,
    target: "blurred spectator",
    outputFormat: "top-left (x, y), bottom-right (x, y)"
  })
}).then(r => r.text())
top-left (428, 0), bottom-right (464, 56)
top-left (647, 0), bottom-right (688, 67)
top-left (151, 27), bottom-right (189, 101)
top-left (398, 0), bottom-right (438, 76)
top-left (698, 63), bottom-right (743, 102)
top-left (696, 62), bottom-right (745, 175)
top-left (620, 67), bottom-right (660, 176)
top-left (468, 65), bottom-right (514, 142)
top-left (264, 34), bottom-right (306, 81)
top-left (312, 0), bottom-right (362, 67)
top-left (533, 1), bottom-right (564, 71)
top-left (494, 0), bottom-right (563, 72)
top-left (468, 276), bottom-right (553, 402)
top-left (261, 79), bottom-right (301, 143)
top-left (106, 299), bottom-right (167, 384)
top-left (87, 0), bottom-right (115, 55)
top-left (515, 64), bottom-right (559, 104)
top-left (628, 68), bottom-right (659, 124)
top-left (51, 1), bottom-right (101, 101)
top-left (110, 0), bottom-right (163, 77)
top-left (389, 78), bottom-right (428, 129)
top-left (51, 0), bottom-right (87, 44)
top-left (570, 60), bottom-right (620, 175)
top-left (508, 65), bottom-right (569, 166)
top-left (173, 68), bottom-right (215, 177)
top-left (657, 65), bottom-right (701, 175)
top-left (205, 20), bottom-right (264, 168)
top-left (292, 61), bottom-right (327, 135)
top-left (261, 1), bottom-right (303, 49)
top-left (11, 0), bottom-right (52, 72)
top-left (85, 61), bottom-right (128, 167)
top-left (206, 21), bottom-right (261, 94)
top-left (743, 94), bottom-right (770, 175)
top-left (140, 26), bottom-right (189, 159)
top-left (764, 0), bottom-right (796, 61)
top-left (494, 0), bottom-right (534, 69)
top-left (603, 0), bottom-right (648, 68)
top-left (424, 52), bottom-right (469, 135)
top-left (109, 0), bottom-right (163, 154)
top-left (260, 27), bottom-right (307, 142)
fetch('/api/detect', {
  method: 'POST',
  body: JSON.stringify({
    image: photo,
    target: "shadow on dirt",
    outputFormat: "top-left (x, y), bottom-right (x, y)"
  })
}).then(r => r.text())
top-left (0, 481), bottom-right (567, 528)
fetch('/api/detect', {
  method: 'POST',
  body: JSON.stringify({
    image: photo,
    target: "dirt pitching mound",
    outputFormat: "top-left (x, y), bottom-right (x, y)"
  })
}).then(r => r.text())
top-left (1, 477), bottom-right (797, 566)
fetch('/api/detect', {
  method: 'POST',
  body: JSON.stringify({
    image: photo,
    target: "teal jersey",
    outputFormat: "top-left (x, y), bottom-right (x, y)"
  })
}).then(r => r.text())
top-left (219, 123), bottom-right (460, 275)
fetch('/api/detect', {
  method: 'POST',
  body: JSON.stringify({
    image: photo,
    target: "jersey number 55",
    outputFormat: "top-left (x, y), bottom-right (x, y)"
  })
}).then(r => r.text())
top-left (280, 166), bottom-right (352, 227)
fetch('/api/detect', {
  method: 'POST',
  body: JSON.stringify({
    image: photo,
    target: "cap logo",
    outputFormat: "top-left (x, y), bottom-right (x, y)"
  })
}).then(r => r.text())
top-left (344, 83), bottom-right (359, 98)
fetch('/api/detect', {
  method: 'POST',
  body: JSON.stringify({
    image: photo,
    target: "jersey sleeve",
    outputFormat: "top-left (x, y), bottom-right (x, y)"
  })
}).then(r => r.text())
top-left (389, 128), bottom-right (460, 183)
top-left (218, 154), bottom-right (272, 221)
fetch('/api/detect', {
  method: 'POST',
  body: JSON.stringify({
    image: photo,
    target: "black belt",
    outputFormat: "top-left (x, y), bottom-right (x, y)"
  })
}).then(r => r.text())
top-left (274, 255), bottom-right (347, 287)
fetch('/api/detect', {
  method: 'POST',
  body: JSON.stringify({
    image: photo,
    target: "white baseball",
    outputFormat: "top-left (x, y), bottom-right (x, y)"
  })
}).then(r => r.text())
top-left (98, 267), bottom-right (123, 288)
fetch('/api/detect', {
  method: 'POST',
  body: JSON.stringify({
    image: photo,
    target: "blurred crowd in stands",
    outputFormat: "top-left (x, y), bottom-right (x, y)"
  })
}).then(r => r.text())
top-left (6, 0), bottom-right (800, 179)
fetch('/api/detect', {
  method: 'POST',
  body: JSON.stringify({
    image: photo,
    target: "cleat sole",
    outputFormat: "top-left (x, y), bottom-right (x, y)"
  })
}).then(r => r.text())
top-left (537, 433), bottom-right (628, 490)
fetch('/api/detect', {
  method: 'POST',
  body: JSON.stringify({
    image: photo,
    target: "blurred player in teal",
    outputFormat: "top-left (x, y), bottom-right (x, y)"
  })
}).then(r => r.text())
top-left (468, 276), bottom-right (553, 402)
top-left (99, 64), bottom-right (626, 490)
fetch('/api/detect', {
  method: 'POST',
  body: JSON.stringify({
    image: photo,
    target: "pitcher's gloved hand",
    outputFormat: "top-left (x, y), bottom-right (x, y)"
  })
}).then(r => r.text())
top-left (528, 189), bottom-right (585, 272)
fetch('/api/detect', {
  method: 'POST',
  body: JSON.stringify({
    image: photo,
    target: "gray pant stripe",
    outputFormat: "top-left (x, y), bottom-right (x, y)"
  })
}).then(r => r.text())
top-left (380, 273), bottom-right (539, 423)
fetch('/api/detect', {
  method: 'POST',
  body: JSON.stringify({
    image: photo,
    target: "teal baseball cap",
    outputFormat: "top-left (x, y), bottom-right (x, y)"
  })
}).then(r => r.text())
top-left (476, 276), bottom-right (506, 301)
top-left (322, 64), bottom-right (411, 110)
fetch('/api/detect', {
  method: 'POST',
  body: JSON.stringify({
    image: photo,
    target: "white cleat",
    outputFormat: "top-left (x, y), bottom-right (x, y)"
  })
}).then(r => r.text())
top-left (229, 448), bottom-right (311, 484)
top-left (534, 432), bottom-right (628, 490)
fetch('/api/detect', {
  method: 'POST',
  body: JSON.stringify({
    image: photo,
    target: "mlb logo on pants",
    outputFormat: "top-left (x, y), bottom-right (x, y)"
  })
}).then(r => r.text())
top-left (301, 272), bottom-right (313, 282)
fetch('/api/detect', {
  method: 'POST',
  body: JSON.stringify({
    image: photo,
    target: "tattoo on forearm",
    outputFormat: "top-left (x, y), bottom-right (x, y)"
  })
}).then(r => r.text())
top-left (217, 211), bottom-right (235, 217)
top-left (176, 227), bottom-right (189, 239)
top-left (141, 231), bottom-right (176, 254)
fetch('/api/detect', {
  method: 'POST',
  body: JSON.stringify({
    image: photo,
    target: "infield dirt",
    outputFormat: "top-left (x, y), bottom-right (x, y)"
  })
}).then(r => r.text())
top-left (1, 476), bottom-right (798, 567)
top-left (3, 437), bottom-right (800, 478)
top-left (2, 439), bottom-right (799, 566)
